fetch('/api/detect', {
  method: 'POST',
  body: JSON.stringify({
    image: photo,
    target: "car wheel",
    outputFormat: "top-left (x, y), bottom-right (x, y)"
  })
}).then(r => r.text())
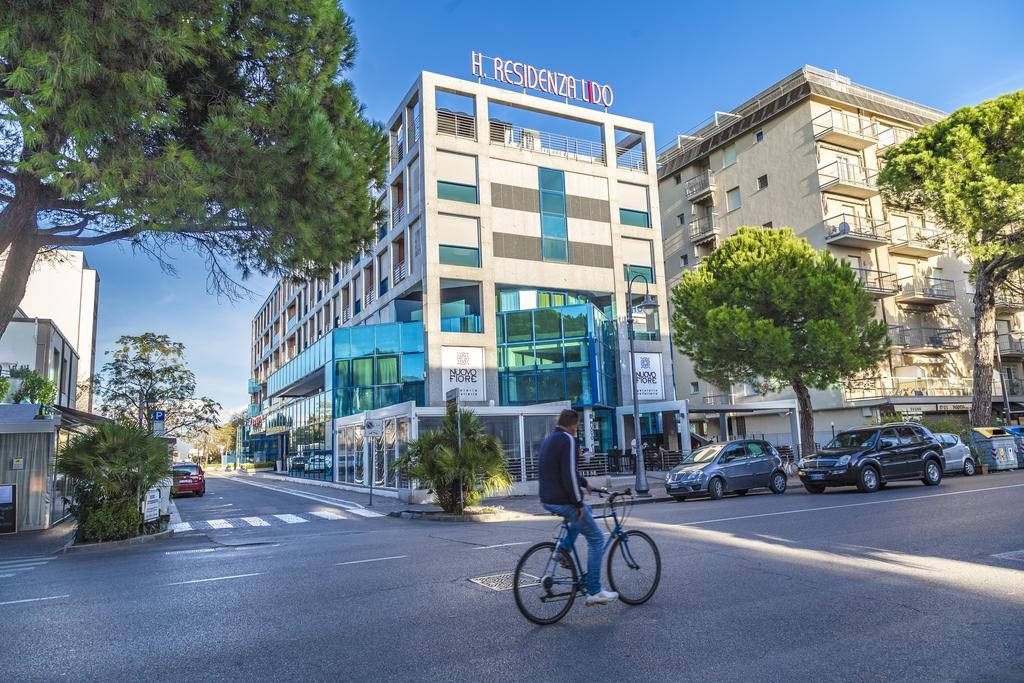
top-left (856, 465), bottom-right (880, 493)
top-left (922, 459), bottom-right (942, 486)
top-left (734, 489), bottom-right (749, 496)
top-left (769, 472), bottom-right (787, 494)
top-left (878, 482), bottom-right (887, 488)
top-left (708, 477), bottom-right (725, 500)
top-left (195, 487), bottom-right (205, 497)
top-left (803, 483), bottom-right (826, 494)
top-left (963, 459), bottom-right (976, 477)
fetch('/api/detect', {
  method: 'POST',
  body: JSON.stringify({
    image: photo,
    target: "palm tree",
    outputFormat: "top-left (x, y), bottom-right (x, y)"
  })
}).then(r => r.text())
top-left (397, 410), bottom-right (511, 514)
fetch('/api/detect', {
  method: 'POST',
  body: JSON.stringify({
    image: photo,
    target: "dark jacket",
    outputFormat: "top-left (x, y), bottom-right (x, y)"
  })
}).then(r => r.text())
top-left (538, 428), bottom-right (588, 506)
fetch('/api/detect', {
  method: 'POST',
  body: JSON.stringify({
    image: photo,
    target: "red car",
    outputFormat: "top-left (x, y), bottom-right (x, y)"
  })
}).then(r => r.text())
top-left (172, 462), bottom-right (206, 497)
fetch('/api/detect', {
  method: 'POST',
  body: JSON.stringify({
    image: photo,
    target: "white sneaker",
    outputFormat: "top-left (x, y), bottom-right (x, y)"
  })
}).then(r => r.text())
top-left (584, 590), bottom-right (618, 606)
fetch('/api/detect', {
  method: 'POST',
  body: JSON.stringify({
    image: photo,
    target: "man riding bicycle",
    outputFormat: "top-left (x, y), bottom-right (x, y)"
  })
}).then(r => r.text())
top-left (537, 409), bottom-right (618, 606)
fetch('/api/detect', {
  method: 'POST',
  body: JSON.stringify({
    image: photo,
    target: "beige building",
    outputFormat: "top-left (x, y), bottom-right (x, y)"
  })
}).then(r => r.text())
top-left (245, 69), bottom-right (678, 485)
top-left (657, 65), bottom-right (1013, 445)
top-left (17, 250), bottom-right (100, 411)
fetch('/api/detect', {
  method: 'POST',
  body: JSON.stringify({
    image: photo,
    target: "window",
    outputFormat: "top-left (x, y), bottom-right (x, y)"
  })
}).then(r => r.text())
top-left (757, 174), bottom-right (768, 190)
top-left (624, 264), bottom-right (655, 283)
top-left (439, 244), bottom-right (480, 267)
top-left (538, 168), bottom-right (568, 262)
top-left (755, 130), bottom-right (764, 143)
top-left (723, 144), bottom-right (737, 167)
top-left (619, 208), bottom-right (650, 228)
top-left (677, 214), bottom-right (685, 225)
top-left (746, 442), bottom-right (766, 457)
top-left (727, 187), bottom-right (741, 212)
top-left (674, 173), bottom-right (682, 185)
top-left (689, 381), bottom-right (699, 394)
top-left (437, 180), bottom-right (478, 203)
top-left (763, 221), bottom-right (773, 229)
top-left (681, 254), bottom-right (689, 267)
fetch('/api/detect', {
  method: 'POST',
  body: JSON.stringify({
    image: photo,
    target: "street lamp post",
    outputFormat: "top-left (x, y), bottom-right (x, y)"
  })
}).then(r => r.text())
top-left (626, 272), bottom-right (658, 498)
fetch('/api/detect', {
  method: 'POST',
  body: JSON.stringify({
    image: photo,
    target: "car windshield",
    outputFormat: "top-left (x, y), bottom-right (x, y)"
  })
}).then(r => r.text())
top-left (825, 430), bottom-right (878, 449)
top-left (681, 445), bottom-right (722, 464)
top-left (174, 464), bottom-right (199, 475)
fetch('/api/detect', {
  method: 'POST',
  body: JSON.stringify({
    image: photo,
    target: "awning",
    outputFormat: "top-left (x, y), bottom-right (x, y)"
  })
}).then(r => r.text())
top-left (51, 405), bottom-right (112, 432)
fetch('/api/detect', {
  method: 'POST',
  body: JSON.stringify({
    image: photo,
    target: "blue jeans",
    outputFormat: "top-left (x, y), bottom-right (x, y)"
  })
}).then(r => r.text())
top-left (543, 502), bottom-right (605, 595)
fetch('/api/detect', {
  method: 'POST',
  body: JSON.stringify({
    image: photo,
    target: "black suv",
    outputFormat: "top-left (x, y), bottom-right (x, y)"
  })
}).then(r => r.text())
top-left (797, 423), bottom-right (944, 494)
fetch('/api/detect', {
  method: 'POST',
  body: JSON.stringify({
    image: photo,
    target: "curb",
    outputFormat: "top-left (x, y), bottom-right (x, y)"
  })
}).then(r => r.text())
top-left (390, 510), bottom-right (531, 523)
top-left (59, 529), bottom-right (173, 554)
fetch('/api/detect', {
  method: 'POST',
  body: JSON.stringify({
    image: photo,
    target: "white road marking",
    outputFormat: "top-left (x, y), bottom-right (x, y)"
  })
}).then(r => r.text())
top-left (224, 477), bottom-right (382, 517)
top-left (274, 514), bottom-right (307, 524)
top-left (335, 555), bottom-right (406, 566)
top-left (0, 561), bottom-right (49, 569)
top-left (0, 594), bottom-right (69, 606)
top-left (681, 482), bottom-right (1024, 526)
top-left (166, 572), bottom-right (262, 586)
top-left (165, 548), bottom-right (219, 555)
top-left (309, 511), bottom-right (345, 520)
top-left (206, 519), bottom-right (233, 529)
top-left (171, 522), bottom-right (193, 532)
top-left (472, 542), bottom-right (531, 550)
top-left (208, 503), bottom-right (234, 509)
top-left (241, 516), bottom-right (271, 527)
top-left (0, 574), bottom-right (14, 578)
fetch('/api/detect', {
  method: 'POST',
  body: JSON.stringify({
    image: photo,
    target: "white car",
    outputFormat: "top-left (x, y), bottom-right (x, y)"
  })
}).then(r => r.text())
top-left (935, 433), bottom-right (975, 476)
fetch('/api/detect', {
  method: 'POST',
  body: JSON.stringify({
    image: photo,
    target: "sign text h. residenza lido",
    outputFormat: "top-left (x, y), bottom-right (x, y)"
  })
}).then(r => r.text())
top-left (471, 51), bottom-right (614, 109)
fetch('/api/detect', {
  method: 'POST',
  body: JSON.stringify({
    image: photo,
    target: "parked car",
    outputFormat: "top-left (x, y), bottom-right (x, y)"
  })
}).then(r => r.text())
top-left (797, 423), bottom-right (944, 494)
top-left (665, 439), bottom-right (788, 501)
top-left (171, 462), bottom-right (206, 497)
top-left (934, 432), bottom-right (975, 476)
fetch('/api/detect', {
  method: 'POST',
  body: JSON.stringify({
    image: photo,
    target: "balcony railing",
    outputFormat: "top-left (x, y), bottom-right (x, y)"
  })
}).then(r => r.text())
top-left (393, 260), bottom-right (407, 284)
top-left (436, 109), bottom-right (476, 139)
top-left (844, 376), bottom-right (972, 400)
top-left (811, 110), bottom-right (877, 149)
top-left (688, 215), bottom-right (717, 242)
top-left (888, 325), bottom-right (960, 352)
top-left (248, 403), bottom-right (262, 418)
top-left (392, 203), bottom-right (406, 226)
top-left (895, 275), bottom-right (955, 303)
top-left (390, 136), bottom-right (405, 168)
top-left (702, 393), bottom-right (734, 405)
top-left (441, 314), bottom-right (481, 333)
top-left (877, 125), bottom-right (914, 151)
top-left (363, 289), bottom-right (374, 307)
top-left (342, 308), bottom-right (351, 323)
top-left (824, 213), bottom-right (890, 246)
top-left (888, 218), bottom-right (942, 256)
top-left (489, 121), bottom-right (606, 164)
top-left (409, 113), bottom-right (422, 148)
top-left (684, 170), bottom-right (714, 201)
top-left (616, 145), bottom-right (647, 172)
top-left (852, 268), bottom-right (898, 297)
top-left (998, 333), bottom-right (1024, 356)
top-left (247, 378), bottom-right (261, 394)
top-left (995, 289), bottom-right (1024, 311)
top-left (817, 160), bottom-right (879, 197)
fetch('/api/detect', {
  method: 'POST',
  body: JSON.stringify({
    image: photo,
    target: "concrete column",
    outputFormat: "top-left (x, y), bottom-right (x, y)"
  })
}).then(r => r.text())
top-left (789, 408), bottom-right (802, 459)
top-left (679, 400), bottom-right (691, 457)
top-left (719, 412), bottom-right (728, 441)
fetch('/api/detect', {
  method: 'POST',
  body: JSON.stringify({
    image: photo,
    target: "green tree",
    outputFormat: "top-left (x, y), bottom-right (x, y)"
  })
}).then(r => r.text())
top-left (878, 91), bottom-right (1024, 425)
top-left (0, 375), bottom-right (9, 402)
top-left (11, 369), bottom-right (56, 405)
top-left (397, 410), bottom-right (512, 514)
top-left (57, 421), bottom-right (171, 542)
top-left (670, 227), bottom-right (890, 456)
top-left (97, 333), bottom-right (219, 437)
top-left (0, 1), bottom-right (386, 337)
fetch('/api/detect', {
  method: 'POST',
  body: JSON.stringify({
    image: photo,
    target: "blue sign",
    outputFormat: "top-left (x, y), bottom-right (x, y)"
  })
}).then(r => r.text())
top-left (152, 410), bottom-right (166, 422)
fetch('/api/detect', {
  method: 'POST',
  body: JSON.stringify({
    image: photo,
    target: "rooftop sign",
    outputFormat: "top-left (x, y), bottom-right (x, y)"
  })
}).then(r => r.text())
top-left (471, 51), bottom-right (614, 109)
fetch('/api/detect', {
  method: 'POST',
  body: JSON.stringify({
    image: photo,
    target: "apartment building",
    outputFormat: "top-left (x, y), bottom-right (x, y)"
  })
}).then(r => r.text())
top-left (0, 314), bottom-right (80, 409)
top-left (657, 65), bottom-right (1015, 442)
top-left (244, 68), bottom-right (677, 489)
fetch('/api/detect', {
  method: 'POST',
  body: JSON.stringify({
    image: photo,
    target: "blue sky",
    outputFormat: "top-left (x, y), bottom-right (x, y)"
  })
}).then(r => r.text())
top-left (80, 0), bottom-right (1024, 418)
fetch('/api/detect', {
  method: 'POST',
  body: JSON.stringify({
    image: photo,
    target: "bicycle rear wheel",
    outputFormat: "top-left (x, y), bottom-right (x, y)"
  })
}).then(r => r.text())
top-left (513, 541), bottom-right (578, 625)
top-left (606, 530), bottom-right (661, 605)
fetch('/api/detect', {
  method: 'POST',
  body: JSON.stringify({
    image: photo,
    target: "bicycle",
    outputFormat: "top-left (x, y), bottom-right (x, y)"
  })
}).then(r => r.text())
top-left (513, 488), bottom-right (661, 625)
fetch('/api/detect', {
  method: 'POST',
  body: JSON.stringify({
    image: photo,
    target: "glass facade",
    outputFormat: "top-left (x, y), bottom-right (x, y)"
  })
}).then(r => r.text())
top-left (539, 168), bottom-right (568, 262)
top-left (332, 322), bottom-right (425, 418)
top-left (437, 180), bottom-right (478, 203)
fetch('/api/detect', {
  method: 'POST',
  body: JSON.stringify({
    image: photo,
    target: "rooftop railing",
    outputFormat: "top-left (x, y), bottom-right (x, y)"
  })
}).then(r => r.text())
top-left (436, 109), bottom-right (476, 140)
top-left (616, 145), bottom-right (647, 172)
top-left (489, 120), bottom-right (606, 164)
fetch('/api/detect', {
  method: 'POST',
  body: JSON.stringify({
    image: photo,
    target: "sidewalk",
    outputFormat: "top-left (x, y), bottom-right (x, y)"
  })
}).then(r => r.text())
top-left (0, 519), bottom-right (76, 557)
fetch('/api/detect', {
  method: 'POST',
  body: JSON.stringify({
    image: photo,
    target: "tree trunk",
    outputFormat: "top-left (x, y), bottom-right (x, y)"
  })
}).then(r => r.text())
top-left (971, 268), bottom-right (997, 426)
top-left (0, 195), bottom-right (41, 339)
top-left (790, 377), bottom-right (816, 458)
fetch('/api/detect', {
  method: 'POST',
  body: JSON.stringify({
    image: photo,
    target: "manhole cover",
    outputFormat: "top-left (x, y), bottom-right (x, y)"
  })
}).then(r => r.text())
top-left (468, 572), bottom-right (539, 591)
top-left (992, 550), bottom-right (1024, 563)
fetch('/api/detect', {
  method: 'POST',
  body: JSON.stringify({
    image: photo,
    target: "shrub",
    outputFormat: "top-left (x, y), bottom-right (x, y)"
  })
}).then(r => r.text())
top-left (79, 499), bottom-right (142, 543)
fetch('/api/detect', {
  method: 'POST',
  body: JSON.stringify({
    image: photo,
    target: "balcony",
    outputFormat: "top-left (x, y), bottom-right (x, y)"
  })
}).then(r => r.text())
top-left (363, 289), bottom-right (375, 308)
top-left (441, 314), bottom-right (481, 333)
top-left (812, 110), bottom-right (878, 150)
top-left (409, 112), bottom-right (422, 148)
top-left (702, 393), bottom-right (734, 405)
top-left (616, 144), bottom-right (647, 172)
top-left (436, 109), bottom-right (476, 140)
top-left (995, 290), bottom-right (1024, 312)
top-left (998, 333), bottom-right (1024, 358)
top-left (688, 215), bottom-right (718, 244)
top-left (393, 260), bottom-right (407, 284)
top-left (824, 213), bottom-right (890, 248)
top-left (888, 219), bottom-right (943, 257)
top-left (489, 120), bottom-right (606, 165)
top-left (852, 268), bottom-right (898, 298)
top-left (895, 275), bottom-right (955, 305)
top-left (248, 403), bottom-right (262, 418)
top-left (390, 136), bottom-right (404, 169)
top-left (247, 378), bottom-right (261, 394)
top-left (684, 170), bottom-right (715, 202)
top-left (877, 125), bottom-right (914, 152)
top-left (342, 308), bottom-right (351, 323)
top-left (844, 376), bottom-right (972, 401)
top-left (817, 160), bottom-right (879, 199)
top-left (392, 203), bottom-right (406, 227)
top-left (888, 326), bottom-right (960, 354)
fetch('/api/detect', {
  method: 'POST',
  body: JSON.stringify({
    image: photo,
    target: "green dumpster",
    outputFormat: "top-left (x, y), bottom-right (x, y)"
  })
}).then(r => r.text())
top-left (966, 427), bottom-right (1018, 471)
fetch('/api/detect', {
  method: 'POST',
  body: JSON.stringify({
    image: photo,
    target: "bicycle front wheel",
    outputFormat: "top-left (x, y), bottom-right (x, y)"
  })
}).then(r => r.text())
top-left (513, 541), bottom-right (578, 625)
top-left (607, 530), bottom-right (661, 605)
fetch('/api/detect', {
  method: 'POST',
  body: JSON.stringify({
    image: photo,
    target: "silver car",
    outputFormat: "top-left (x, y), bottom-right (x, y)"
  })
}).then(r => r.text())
top-left (934, 433), bottom-right (975, 476)
top-left (665, 439), bottom-right (789, 501)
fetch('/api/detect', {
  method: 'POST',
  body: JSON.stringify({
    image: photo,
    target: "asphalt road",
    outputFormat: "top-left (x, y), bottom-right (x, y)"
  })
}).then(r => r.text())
top-left (2, 470), bottom-right (1023, 682)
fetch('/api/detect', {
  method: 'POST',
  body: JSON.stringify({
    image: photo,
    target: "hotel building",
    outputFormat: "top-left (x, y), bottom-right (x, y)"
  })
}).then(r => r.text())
top-left (658, 65), bottom-right (1020, 444)
top-left (243, 69), bottom-right (677, 491)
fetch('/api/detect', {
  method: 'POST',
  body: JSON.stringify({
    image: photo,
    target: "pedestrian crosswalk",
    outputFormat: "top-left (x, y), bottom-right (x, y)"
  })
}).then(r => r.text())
top-left (0, 555), bottom-right (57, 580)
top-left (170, 508), bottom-right (380, 533)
